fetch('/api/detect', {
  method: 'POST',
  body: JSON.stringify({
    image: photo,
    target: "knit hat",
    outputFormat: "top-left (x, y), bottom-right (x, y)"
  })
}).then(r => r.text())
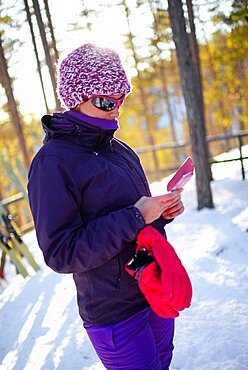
top-left (57, 43), bottom-right (132, 109)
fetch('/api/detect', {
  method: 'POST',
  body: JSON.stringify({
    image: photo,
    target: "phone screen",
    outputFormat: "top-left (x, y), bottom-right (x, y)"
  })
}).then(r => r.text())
top-left (167, 157), bottom-right (194, 192)
top-left (170, 172), bottom-right (193, 191)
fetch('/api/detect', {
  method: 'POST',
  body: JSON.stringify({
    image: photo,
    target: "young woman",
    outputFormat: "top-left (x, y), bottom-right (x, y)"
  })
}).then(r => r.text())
top-left (28, 43), bottom-right (186, 369)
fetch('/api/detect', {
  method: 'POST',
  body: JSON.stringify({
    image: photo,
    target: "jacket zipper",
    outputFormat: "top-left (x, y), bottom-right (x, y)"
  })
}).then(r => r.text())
top-left (119, 153), bottom-right (150, 196)
top-left (116, 255), bottom-right (121, 289)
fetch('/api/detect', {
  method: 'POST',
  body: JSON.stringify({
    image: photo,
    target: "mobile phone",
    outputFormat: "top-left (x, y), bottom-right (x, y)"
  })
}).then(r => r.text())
top-left (167, 157), bottom-right (194, 192)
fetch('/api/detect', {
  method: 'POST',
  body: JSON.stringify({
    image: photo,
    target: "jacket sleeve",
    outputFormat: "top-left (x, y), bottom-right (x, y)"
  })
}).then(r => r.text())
top-left (28, 154), bottom-right (146, 274)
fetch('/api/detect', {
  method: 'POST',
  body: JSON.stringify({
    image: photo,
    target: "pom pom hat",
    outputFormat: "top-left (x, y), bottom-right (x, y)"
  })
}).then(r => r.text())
top-left (57, 43), bottom-right (132, 109)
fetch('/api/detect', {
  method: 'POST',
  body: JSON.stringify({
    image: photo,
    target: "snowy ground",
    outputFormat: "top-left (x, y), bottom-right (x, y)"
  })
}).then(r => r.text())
top-left (0, 148), bottom-right (248, 370)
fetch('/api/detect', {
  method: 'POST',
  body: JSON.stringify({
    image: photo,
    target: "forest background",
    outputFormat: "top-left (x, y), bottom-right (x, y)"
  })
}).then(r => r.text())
top-left (0, 0), bottom-right (247, 229)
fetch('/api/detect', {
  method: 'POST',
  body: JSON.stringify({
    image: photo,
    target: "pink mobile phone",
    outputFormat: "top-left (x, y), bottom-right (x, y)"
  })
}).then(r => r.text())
top-left (167, 157), bottom-right (194, 192)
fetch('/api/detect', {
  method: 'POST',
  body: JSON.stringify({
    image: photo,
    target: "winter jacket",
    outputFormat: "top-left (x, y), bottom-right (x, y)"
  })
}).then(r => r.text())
top-left (28, 110), bottom-right (171, 325)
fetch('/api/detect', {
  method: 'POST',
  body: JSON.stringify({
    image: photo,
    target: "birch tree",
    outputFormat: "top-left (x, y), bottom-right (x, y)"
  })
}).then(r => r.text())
top-left (23, 0), bottom-right (49, 112)
top-left (146, 0), bottom-right (180, 162)
top-left (122, 0), bottom-right (160, 172)
top-left (0, 36), bottom-right (30, 169)
top-left (32, 0), bottom-right (60, 110)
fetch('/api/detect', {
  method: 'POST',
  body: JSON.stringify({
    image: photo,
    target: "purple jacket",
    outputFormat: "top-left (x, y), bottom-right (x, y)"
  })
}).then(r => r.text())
top-left (28, 111), bottom-right (170, 325)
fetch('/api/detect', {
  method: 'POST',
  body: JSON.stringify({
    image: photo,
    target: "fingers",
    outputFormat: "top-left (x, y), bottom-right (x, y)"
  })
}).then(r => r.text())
top-left (183, 274), bottom-right (193, 308)
top-left (154, 190), bottom-right (183, 214)
top-left (156, 189), bottom-right (183, 204)
top-left (164, 272), bottom-right (192, 312)
top-left (162, 200), bottom-right (185, 219)
top-left (134, 190), bottom-right (184, 224)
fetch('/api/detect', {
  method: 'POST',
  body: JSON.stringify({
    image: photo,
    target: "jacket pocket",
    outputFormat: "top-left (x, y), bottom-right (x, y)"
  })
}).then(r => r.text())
top-left (114, 255), bottom-right (121, 289)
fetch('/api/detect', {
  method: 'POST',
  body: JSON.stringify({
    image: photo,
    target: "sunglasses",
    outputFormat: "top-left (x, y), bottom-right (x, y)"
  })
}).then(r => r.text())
top-left (126, 247), bottom-right (154, 283)
top-left (91, 94), bottom-right (126, 112)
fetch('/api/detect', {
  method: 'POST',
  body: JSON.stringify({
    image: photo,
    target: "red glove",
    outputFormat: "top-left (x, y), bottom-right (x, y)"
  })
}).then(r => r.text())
top-left (125, 226), bottom-right (192, 318)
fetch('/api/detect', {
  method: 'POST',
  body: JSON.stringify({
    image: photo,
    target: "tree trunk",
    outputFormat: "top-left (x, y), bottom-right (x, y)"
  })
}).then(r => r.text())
top-left (186, 0), bottom-right (213, 181)
top-left (0, 38), bottom-right (30, 170)
top-left (167, 0), bottom-right (214, 209)
top-left (24, 0), bottom-right (49, 112)
top-left (32, 0), bottom-right (60, 110)
top-left (43, 0), bottom-right (59, 62)
top-left (186, 0), bottom-right (203, 108)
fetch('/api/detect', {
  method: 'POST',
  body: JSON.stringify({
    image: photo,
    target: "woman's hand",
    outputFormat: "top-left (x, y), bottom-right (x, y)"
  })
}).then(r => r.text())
top-left (134, 189), bottom-right (184, 224)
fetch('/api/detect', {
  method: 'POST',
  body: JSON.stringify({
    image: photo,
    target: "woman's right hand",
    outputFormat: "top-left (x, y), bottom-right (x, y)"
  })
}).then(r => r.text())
top-left (134, 190), bottom-right (184, 224)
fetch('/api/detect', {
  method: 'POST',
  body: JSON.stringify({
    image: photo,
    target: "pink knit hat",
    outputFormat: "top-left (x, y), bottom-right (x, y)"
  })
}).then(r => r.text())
top-left (57, 43), bottom-right (132, 109)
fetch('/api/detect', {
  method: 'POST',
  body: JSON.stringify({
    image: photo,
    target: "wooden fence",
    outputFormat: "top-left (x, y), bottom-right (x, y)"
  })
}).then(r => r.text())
top-left (135, 130), bottom-right (248, 181)
top-left (0, 130), bottom-right (247, 234)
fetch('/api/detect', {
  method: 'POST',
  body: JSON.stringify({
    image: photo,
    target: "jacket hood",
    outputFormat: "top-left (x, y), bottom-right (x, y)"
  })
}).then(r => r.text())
top-left (41, 110), bottom-right (118, 150)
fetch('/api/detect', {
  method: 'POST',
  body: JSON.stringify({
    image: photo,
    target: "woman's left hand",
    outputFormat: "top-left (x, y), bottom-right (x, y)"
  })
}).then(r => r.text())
top-left (161, 199), bottom-right (185, 219)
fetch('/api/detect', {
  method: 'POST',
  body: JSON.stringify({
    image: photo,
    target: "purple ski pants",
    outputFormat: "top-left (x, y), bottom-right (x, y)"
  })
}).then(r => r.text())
top-left (83, 308), bottom-right (174, 369)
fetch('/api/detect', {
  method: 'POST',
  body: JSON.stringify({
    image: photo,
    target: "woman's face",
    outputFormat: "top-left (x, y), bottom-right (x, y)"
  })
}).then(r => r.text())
top-left (76, 95), bottom-right (124, 120)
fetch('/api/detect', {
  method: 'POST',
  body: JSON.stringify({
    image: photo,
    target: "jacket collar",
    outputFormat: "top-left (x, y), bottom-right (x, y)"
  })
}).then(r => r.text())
top-left (41, 111), bottom-right (118, 151)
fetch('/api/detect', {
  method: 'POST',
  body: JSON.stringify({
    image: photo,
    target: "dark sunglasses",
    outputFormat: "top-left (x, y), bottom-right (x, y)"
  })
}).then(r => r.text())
top-left (126, 247), bottom-right (154, 282)
top-left (91, 94), bottom-right (126, 112)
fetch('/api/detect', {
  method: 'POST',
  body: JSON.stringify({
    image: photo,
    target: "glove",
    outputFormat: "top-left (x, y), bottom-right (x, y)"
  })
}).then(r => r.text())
top-left (125, 226), bottom-right (192, 318)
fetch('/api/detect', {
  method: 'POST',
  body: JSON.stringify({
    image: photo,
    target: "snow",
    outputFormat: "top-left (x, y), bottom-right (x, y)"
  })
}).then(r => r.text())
top-left (0, 148), bottom-right (248, 370)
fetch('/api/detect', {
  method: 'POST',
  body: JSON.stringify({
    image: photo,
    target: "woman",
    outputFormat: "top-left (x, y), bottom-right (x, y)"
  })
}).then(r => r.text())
top-left (28, 43), bottom-right (185, 369)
